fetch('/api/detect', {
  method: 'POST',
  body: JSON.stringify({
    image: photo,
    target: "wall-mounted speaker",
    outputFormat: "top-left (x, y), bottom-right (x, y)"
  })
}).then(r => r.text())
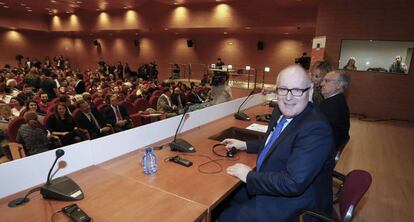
top-left (257, 41), bottom-right (264, 50)
top-left (134, 39), bottom-right (139, 47)
top-left (187, 39), bottom-right (194, 48)
top-left (93, 39), bottom-right (99, 46)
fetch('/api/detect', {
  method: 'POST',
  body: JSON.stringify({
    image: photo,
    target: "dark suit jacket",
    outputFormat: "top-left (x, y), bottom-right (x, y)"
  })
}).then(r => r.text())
top-left (75, 109), bottom-right (106, 139)
top-left (101, 105), bottom-right (130, 127)
top-left (75, 80), bottom-right (86, 94)
top-left (242, 103), bottom-right (334, 222)
top-left (318, 93), bottom-right (350, 148)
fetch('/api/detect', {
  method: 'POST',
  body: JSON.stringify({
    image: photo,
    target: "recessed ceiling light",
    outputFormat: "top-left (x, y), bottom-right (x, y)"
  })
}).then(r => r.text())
top-left (76, 1), bottom-right (82, 3)
top-left (51, 0), bottom-right (56, 3)
top-left (245, 27), bottom-right (251, 30)
top-left (228, 42), bottom-right (233, 45)
top-left (27, 9), bottom-right (32, 12)
top-left (20, 3), bottom-right (26, 6)
top-left (223, 32), bottom-right (228, 35)
top-left (3, 5), bottom-right (9, 8)
top-left (96, 8), bottom-right (100, 11)
top-left (0, 2), bottom-right (5, 5)
top-left (175, 32), bottom-right (179, 35)
top-left (173, 2), bottom-right (178, 5)
top-left (164, 28), bottom-right (169, 30)
top-left (284, 32), bottom-right (289, 35)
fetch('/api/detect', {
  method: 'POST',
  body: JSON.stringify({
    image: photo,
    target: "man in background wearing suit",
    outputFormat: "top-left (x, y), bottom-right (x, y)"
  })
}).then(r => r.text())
top-left (74, 73), bottom-right (86, 94)
top-left (319, 70), bottom-right (350, 148)
top-left (219, 65), bottom-right (334, 222)
top-left (75, 100), bottom-right (112, 139)
top-left (102, 94), bottom-right (132, 132)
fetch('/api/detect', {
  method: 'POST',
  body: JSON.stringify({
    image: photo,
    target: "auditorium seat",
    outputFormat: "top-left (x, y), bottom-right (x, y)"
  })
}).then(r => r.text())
top-left (93, 98), bottom-right (105, 107)
top-left (120, 101), bottom-right (137, 116)
top-left (7, 117), bottom-right (26, 160)
top-left (299, 170), bottom-right (372, 222)
top-left (148, 96), bottom-right (159, 110)
top-left (134, 98), bottom-right (150, 112)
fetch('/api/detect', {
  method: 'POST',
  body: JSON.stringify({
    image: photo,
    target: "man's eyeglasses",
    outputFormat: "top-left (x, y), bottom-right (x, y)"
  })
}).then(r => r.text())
top-left (275, 87), bottom-right (310, 97)
top-left (322, 78), bottom-right (339, 83)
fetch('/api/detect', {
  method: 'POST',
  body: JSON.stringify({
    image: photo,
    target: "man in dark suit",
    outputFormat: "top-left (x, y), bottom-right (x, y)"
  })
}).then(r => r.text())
top-left (319, 70), bottom-right (350, 148)
top-left (102, 94), bottom-right (132, 132)
top-left (219, 65), bottom-right (334, 222)
top-left (75, 100), bottom-right (112, 139)
top-left (74, 73), bottom-right (86, 94)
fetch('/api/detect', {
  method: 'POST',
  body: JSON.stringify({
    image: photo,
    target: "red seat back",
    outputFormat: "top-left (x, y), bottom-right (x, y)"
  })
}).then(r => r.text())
top-left (148, 96), bottom-right (159, 110)
top-left (134, 98), bottom-right (150, 112)
top-left (7, 117), bottom-right (26, 142)
top-left (120, 101), bottom-right (136, 115)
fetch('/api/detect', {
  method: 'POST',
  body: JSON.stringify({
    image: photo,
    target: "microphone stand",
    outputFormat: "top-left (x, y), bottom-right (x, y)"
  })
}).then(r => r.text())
top-left (234, 90), bottom-right (255, 121)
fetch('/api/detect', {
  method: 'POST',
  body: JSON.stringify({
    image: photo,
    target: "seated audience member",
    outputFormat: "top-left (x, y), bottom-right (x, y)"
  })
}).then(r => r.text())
top-left (0, 104), bottom-right (14, 121)
top-left (219, 65), bottom-right (334, 222)
top-left (25, 99), bottom-right (45, 115)
top-left (40, 71), bottom-right (59, 100)
top-left (75, 100), bottom-right (112, 139)
top-left (171, 87), bottom-right (187, 110)
top-left (16, 111), bottom-right (51, 156)
top-left (187, 87), bottom-right (205, 104)
top-left (319, 70), bottom-right (350, 148)
top-left (47, 102), bottom-right (87, 146)
top-left (38, 93), bottom-right (49, 113)
top-left (74, 73), bottom-right (86, 94)
top-left (59, 95), bottom-right (76, 114)
top-left (10, 97), bottom-right (25, 117)
top-left (102, 94), bottom-right (132, 132)
top-left (17, 85), bottom-right (35, 104)
top-left (157, 87), bottom-right (178, 118)
top-left (5, 79), bottom-right (20, 96)
top-left (310, 60), bottom-right (333, 105)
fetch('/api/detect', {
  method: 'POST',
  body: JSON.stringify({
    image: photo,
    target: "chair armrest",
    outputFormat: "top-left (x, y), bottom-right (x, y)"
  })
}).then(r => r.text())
top-left (299, 209), bottom-right (338, 222)
top-left (8, 142), bottom-right (26, 160)
top-left (333, 170), bottom-right (346, 182)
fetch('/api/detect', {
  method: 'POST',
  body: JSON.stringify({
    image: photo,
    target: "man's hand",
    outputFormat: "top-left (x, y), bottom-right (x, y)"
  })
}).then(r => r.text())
top-left (222, 138), bottom-right (247, 151)
top-left (101, 126), bottom-right (112, 133)
top-left (226, 163), bottom-right (252, 183)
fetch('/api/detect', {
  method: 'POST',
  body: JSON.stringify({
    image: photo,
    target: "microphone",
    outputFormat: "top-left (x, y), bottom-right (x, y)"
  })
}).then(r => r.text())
top-left (8, 149), bottom-right (83, 208)
top-left (47, 149), bottom-right (65, 185)
top-left (234, 90), bottom-right (255, 121)
top-left (169, 106), bottom-right (195, 153)
top-left (40, 149), bottom-right (84, 201)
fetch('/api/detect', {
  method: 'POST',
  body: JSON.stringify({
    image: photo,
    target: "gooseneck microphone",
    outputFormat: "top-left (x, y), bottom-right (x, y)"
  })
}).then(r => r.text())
top-left (169, 106), bottom-right (195, 153)
top-left (234, 90), bottom-right (255, 121)
top-left (8, 149), bottom-right (83, 208)
top-left (40, 149), bottom-right (84, 201)
top-left (47, 149), bottom-right (65, 185)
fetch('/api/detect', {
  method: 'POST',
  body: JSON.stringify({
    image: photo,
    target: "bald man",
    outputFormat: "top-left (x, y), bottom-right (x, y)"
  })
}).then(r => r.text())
top-left (219, 65), bottom-right (334, 222)
top-left (320, 70), bottom-right (350, 148)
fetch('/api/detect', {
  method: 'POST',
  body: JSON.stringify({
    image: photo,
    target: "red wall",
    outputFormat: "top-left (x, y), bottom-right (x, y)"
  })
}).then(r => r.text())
top-left (316, 0), bottom-right (414, 120)
top-left (0, 29), bottom-right (311, 84)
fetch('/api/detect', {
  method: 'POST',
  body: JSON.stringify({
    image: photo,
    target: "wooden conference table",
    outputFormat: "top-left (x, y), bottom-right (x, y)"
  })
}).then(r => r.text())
top-left (0, 104), bottom-right (272, 221)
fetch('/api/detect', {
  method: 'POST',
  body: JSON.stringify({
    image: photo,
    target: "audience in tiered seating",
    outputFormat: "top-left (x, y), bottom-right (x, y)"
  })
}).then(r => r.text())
top-left (0, 56), bottom-right (217, 159)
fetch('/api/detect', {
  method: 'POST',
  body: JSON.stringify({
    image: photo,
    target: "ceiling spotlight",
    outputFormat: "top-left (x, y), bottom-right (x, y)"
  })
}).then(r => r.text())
top-left (283, 32), bottom-right (289, 35)
top-left (3, 5), bottom-right (9, 8)
top-left (76, 1), bottom-right (83, 3)
top-left (245, 27), bottom-right (251, 30)
top-left (28, 9), bottom-right (32, 12)
top-left (223, 32), bottom-right (228, 35)
top-left (21, 3), bottom-right (26, 6)
top-left (51, 0), bottom-right (56, 3)
top-left (0, 2), bottom-right (5, 5)
top-left (164, 28), bottom-right (169, 30)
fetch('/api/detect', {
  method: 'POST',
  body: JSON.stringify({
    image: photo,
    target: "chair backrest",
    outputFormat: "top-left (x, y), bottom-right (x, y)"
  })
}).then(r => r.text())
top-left (71, 108), bottom-right (82, 126)
top-left (127, 93), bottom-right (138, 103)
top-left (97, 103), bottom-right (109, 112)
top-left (7, 117), bottom-right (26, 142)
top-left (335, 135), bottom-right (350, 164)
top-left (148, 96), bottom-right (159, 110)
top-left (339, 170), bottom-right (372, 222)
top-left (120, 101), bottom-right (136, 115)
top-left (93, 97), bottom-right (104, 106)
top-left (134, 98), bottom-right (150, 112)
top-left (43, 113), bottom-right (54, 128)
top-left (152, 90), bottom-right (162, 97)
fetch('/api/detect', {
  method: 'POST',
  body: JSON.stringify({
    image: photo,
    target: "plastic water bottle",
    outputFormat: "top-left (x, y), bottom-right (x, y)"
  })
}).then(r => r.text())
top-left (142, 147), bottom-right (157, 174)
